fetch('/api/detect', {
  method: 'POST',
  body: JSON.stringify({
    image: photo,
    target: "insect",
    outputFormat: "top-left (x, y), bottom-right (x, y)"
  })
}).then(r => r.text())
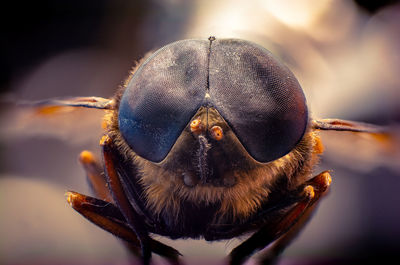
top-left (34, 37), bottom-right (387, 265)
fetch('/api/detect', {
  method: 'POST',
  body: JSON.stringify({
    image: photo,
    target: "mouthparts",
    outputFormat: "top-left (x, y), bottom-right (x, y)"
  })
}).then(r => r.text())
top-left (195, 135), bottom-right (211, 183)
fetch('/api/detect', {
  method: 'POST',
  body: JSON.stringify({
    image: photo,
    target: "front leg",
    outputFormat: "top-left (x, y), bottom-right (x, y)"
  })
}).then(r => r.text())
top-left (229, 171), bottom-right (332, 265)
top-left (78, 150), bottom-right (113, 202)
top-left (66, 191), bottom-right (181, 263)
top-left (100, 135), bottom-right (152, 265)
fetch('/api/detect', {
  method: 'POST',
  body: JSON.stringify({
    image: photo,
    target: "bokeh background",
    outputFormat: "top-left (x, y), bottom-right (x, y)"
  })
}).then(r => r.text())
top-left (1, 0), bottom-right (400, 264)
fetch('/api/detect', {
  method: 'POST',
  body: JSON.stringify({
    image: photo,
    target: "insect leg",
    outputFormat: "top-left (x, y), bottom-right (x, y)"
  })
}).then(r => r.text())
top-left (78, 150), bottom-right (113, 202)
top-left (228, 171), bottom-right (332, 265)
top-left (257, 171), bottom-right (332, 264)
top-left (100, 135), bottom-right (152, 265)
top-left (66, 191), bottom-right (182, 264)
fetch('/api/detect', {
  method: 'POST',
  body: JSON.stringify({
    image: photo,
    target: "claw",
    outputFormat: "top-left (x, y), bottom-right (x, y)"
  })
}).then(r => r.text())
top-left (310, 171), bottom-right (332, 192)
top-left (66, 191), bottom-right (81, 207)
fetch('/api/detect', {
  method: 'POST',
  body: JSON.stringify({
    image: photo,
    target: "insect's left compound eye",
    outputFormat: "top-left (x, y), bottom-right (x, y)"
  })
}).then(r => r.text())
top-left (118, 40), bottom-right (209, 162)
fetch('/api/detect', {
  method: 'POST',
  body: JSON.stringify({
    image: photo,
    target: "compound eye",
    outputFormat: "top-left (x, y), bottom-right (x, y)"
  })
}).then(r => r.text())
top-left (208, 39), bottom-right (308, 162)
top-left (118, 40), bottom-right (209, 162)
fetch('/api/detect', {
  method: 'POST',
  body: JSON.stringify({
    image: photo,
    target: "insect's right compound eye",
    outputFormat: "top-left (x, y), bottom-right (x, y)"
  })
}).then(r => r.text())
top-left (118, 40), bottom-right (209, 162)
top-left (207, 39), bottom-right (308, 163)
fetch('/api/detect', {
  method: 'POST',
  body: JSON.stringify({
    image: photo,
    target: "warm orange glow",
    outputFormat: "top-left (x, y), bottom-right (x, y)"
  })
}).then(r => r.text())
top-left (370, 132), bottom-right (397, 153)
top-left (36, 105), bottom-right (73, 115)
top-left (314, 137), bottom-right (324, 154)
top-left (303, 185), bottom-right (315, 199)
top-left (210, 126), bottom-right (223, 141)
top-left (320, 171), bottom-right (332, 187)
top-left (65, 191), bottom-right (80, 206)
top-left (101, 120), bottom-right (109, 130)
top-left (79, 150), bottom-right (95, 164)
top-left (99, 135), bottom-right (111, 146)
top-left (190, 118), bottom-right (202, 133)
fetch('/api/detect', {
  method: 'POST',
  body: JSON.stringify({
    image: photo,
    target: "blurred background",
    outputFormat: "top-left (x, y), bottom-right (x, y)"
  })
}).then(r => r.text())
top-left (1, 0), bottom-right (400, 264)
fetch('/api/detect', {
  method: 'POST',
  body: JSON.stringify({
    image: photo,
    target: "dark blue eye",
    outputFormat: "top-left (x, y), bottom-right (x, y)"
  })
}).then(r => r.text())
top-left (208, 39), bottom-right (308, 162)
top-left (118, 40), bottom-right (209, 162)
top-left (118, 38), bottom-right (308, 163)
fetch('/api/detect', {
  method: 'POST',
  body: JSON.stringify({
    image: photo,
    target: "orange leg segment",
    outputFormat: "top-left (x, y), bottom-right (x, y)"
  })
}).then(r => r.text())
top-left (79, 150), bottom-right (113, 202)
top-left (66, 191), bottom-right (182, 264)
top-left (100, 135), bottom-right (153, 265)
top-left (229, 171), bottom-right (332, 265)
